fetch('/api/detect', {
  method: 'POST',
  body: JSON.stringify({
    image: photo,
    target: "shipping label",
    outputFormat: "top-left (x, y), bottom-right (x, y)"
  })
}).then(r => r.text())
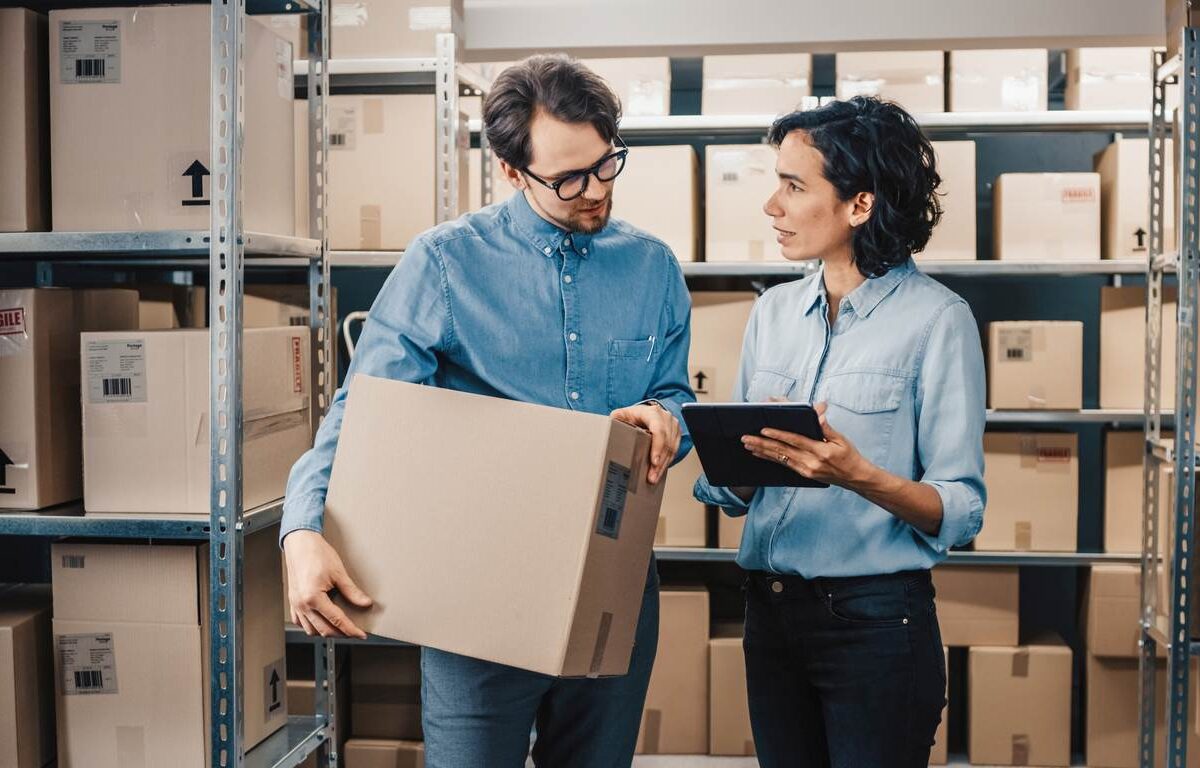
top-left (86, 339), bottom-right (148, 403)
top-left (596, 462), bottom-right (630, 539)
top-left (998, 328), bottom-right (1033, 362)
top-left (59, 633), bottom-right (119, 695)
top-left (59, 20), bottom-right (121, 84)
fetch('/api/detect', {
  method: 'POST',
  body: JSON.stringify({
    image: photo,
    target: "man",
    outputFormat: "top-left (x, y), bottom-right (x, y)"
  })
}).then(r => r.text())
top-left (281, 55), bottom-right (695, 767)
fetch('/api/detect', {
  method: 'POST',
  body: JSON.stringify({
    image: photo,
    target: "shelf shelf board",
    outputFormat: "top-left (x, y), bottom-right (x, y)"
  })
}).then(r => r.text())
top-left (0, 231), bottom-right (319, 261)
top-left (0, 499), bottom-right (284, 539)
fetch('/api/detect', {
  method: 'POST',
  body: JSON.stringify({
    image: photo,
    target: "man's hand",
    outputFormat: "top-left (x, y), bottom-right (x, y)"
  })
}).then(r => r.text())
top-left (741, 402), bottom-right (870, 488)
top-left (284, 530), bottom-right (373, 639)
top-left (610, 402), bottom-right (682, 485)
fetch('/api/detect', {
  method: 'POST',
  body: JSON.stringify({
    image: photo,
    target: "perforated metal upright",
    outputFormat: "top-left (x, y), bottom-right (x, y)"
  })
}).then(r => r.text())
top-left (1140, 31), bottom-right (1198, 768)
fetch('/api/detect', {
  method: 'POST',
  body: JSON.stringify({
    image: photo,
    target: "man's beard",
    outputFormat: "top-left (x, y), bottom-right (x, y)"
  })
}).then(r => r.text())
top-left (554, 196), bottom-right (612, 234)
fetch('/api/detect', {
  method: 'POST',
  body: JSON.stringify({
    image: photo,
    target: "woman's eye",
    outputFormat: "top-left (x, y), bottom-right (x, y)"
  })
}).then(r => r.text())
top-left (789, 183), bottom-right (802, 193)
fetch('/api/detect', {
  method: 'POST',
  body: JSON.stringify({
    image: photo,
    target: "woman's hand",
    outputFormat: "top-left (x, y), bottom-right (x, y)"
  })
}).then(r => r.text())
top-left (741, 402), bottom-right (870, 487)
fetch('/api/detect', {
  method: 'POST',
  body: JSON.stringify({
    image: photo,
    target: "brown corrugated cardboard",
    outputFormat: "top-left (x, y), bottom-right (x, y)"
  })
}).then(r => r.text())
top-left (968, 640), bottom-right (1072, 767)
top-left (612, 145), bottom-right (699, 262)
top-left (323, 375), bottom-right (665, 677)
top-left (718, 513), bottom-right (745, 549)
top-left (636, 587), bottom-right (709, 755)
top-left (134, 285), bottom-right (206, 330)
top-left (322, 0), bottom-right (461, 59)
top-left (1096, 139), bottom-right (1175, 260)
top-left (0, 585), bottom-right (54, 768)
top-left (80, 327), bottom-right (312, 515)
top-left (51, 529), bottom-right (287, 768)
top-left (994, 173), bottom-right (1101, 261)
top-left (708, 625), bottom-right (754, 757)
top-left (50, 7), bottom-right (294, 234)
top-left (701, 54), bottom-right (812, 116)
top-left (931, 645), bottom-right (949, 765)
top-left (1086, 565), bottom-right (1163, 660)
top-left (350, 646), bottom-right (422, 740)
top-left (705, 144), bottom-right (779, 262)
top-left (581, 58), bottom-right (671, 117)
top-left (1166, 0), bottom-right (1200, 58)
top-left (1087, 655), bottom-right (1200, 768)
top-left (931, 566), bottom-right (1019, 646)
top-left (344, 738), bottom-right (425, 768)
top-left (948, 50), bottom-right (1049, 112)
top-left (987, 321), bottom-right (1084, 410)
top-left (657, 451), bottom-right (707, 548)
top-left (978, 433), bottom-right (1079, 552)
top-left (0, 8), bottom-right (49, 232)
top-left (0, 288), bottom-right (139, 510)
top-left (920, 140), bottom-right (977, 262)
top-left (1100, 286), bottom-right (1179, 410)
top-left (1105, 431), bottom-right (1174, 554)
top-left (1067, 48), bottom-right (1155, 111)
top-left (835, 51), bottom-right (945, 113)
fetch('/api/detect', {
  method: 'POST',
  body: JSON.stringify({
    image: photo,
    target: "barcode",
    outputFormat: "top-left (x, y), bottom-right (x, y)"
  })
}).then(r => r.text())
top-left (102, 377), bottom-right (132, 397)
top-left (62, 555), bottom-right (85, 569)
top-left (74, 669), bottom-right (103, 690)
top-left (330, 133), bottom-right (346, 146)
top-left (603, 507), bottom-right (619, 531)
top-left (722, 171), bottom-right (739, 182)
top-left (75, 59), bottom-right (105, 79)
top-left (1005, 348), bottom-right (1026, 360)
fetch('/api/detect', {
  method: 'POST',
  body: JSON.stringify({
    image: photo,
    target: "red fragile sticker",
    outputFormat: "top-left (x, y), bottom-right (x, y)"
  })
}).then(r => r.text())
top-left (1061, 186), bottom-right (1096, 204)
top-left (0, 307), bottom-right (25, 336)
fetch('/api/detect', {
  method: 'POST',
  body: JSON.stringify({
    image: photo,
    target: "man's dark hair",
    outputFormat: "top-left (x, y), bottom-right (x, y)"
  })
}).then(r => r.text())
top-left (482, 54), bottom-right (622, 171)
top-left (768, 96), bottom-right (943, 278)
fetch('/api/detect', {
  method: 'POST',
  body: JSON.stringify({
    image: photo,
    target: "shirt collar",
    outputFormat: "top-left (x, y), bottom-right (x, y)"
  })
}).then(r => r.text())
top-left (802, 258), bottom-right (916, 318)
top-left (503, 191), bottom-right (596, 258)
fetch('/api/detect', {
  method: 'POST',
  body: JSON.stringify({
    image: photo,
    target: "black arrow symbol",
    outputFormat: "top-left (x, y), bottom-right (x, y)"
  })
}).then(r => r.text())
top-left (182, 160), bottom-right (210, 207)
top-left (693, 370), bottom-right (709, 392)
top-left (1134, 227), bottom-right (1148, 249)
top-left (268, 668), bottom-right (281, 712)
top-left (0, 449), bottom-right (14, 494)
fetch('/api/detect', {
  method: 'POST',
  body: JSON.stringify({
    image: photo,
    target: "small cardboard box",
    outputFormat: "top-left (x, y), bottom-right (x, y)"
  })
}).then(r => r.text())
top-left (968, 640), bottom-right (1072, 767)
top-left (931, 566), bottom-right (1019, 647)
top-left (581, 58), bottom-right (671, 117)
top-left (1105, 430), bottom-right (1174, 554)
top-left (705, 144), bottom-right (780, 262)
top-left (835, 51), bottom-right (945, 113)
top-left (636, 587), bottom-right (710, 755)
top-left (80, 327), bottom-right (312, 515)
top-left (612, 145), bottom-right (699, 262)
top-left (323, 375), bottom-right (665, 677)
top-left (49, 6), bottom-right (294, 234)
top-left (343, 738), bottom-right (424, 768)
top-left (350, 646), bottom-right (422, 741)
top-left (1087, 654), bottom-right (1200, 768)
top-left (1096, 138), bottom-right (1175, 261)
top-left (51, 529), bottom-right (287, 768)
top-left (1066, 48), bottom-right (1155, 111)
top-left (1100, 285), bottom-right (1178, 411)
top-left (919, 140), bottom-right (977, 262)
top-left (978, 433), bottom-right (1079, 552)
top-left (993, 173), bottom-right (1101, 261)
top-left (0, 585), bottom-right (55, 768)
top-left (0, 8), bottom-right (49, 232)
top-left (987, 321), bottom-right (1083, 410)
top-left (948, 50), bottom-right (1048, 112)
top-left (0, 288), bottom-right (139, 510)
top-left (701, 54), bottom-right (812, 116)
top-left (708, 625), bottom-right (755, 757)
top-left (1085, 565), bottom-right (1164, 659)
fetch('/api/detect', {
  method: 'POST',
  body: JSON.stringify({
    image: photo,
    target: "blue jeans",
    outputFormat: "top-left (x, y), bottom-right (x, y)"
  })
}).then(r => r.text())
top-left (421, 565), bottom-right (659, 768)
top-left (743, 569), bottom-right (946, 768)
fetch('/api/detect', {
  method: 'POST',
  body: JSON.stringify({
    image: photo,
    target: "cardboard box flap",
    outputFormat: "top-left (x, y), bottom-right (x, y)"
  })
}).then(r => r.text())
top-left (51, 542), bottom-right (200, 625)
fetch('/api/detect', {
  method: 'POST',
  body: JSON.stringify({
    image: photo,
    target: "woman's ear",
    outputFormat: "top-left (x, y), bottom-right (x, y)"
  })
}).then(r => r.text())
top-left (849, 191), bottom-right (874, 228)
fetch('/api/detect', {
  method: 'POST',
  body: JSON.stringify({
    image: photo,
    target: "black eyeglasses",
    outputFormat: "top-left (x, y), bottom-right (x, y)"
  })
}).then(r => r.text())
top-left (523, 137), bottom-right (629, 201)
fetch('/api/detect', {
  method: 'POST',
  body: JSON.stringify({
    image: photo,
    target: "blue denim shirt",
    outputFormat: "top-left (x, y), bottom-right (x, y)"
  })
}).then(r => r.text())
top-left (282, 192), bottom-right (695, 540)
top-left (695, 259), bottom-right (986, 578)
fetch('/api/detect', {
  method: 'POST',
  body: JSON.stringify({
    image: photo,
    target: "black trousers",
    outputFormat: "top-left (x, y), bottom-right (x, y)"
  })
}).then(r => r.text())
top-left (743, 568), bottom-right (947, 768)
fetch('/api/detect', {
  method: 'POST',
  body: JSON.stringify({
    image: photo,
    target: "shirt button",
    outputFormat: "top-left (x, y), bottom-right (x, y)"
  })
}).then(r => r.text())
top-left (564, 238), bottom-right (572, 248)
top-left (543, 246), bottom-right (552, 255)
top-left (563, 275), bottom-right (573, 284)
top-left (581, 247), bottom-right (588, 255)
top-left (570, 391), bottom-right (580, 401)
top-left (569, 332), bottom-right (578, 342)
top-left (771, 581), bottom-right (784, 594)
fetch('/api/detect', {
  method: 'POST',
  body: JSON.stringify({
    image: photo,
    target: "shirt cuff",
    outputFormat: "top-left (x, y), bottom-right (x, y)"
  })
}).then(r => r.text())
top-left (915, 480), bottom-right (983, 554)
top-left (279, 492), bottom-right (327, 547)
top-left (693, 473), bottom-right (751, 515)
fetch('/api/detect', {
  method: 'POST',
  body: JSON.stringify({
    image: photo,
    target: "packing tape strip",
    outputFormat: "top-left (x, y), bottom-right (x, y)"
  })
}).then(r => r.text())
top-left (1011, 648), bottom-right (1030, 678)
top-left (1012, 733), bottom-right (1031, 765)
top-left (588, 611), bottom-right (614, 678)
top-left (655, 516), bottom-right (667, 545)
top-left (1014, 521), bottom-right (1033, 551)
top-left (360, 205), bottom-right (382, 249)
top-left (116, 725), bottom-right (146, 768)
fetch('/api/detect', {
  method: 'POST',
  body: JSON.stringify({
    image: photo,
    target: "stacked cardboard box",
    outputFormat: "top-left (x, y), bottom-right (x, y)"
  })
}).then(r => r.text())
top-left (611, 145), bottom-right (699, 262)
top-left (701, 54), bottom-right (813, 116)
top-left (313, 0), bottom-right (461, 59)
top-left (969, 639), bottom-right (1073, 766)
top-left (1066, 48), bottom-right (1155, 111)
top-left (978, 433), bottom-right (1079, 552)
top-left (1096, 138), bottom-right (1175, 260)
top-left (932, 567), bottom-right (1020, 647)
top-left (350, 646), bottom-right (422, 741)
top-left (920, 140), bottom-right (977, 262)
top-left (1105, 431), bottom-right (1175, 554)
top-left (948, 50), bottom-right (1049, 112)
top-left (636, 587), bottom-right (710, 755)
top-left (987, 321), bottom-right (1084, 410)
top-left (0, 8), bottom-right (49, 232)
top-left (709, 624), bottom-right (754, 757)
top-left (344, 739), bottom-right (424, 768)
top-left (835, 51), bottom-right (946, 112)
top-left (0, 584), bottom-right (55, 768)
top-left (993, 173), bottom-right (1101, 261)
top-left (703, 144), bottom-right (779, 262)
top-left (581, 58), bottom-right (671, 117)
top-left (1100, 286), bottom-right (1178, 411)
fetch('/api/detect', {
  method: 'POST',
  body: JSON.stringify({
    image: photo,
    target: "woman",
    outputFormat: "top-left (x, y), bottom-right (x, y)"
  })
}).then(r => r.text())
top-left (694, 96), bottom-right (986, 767)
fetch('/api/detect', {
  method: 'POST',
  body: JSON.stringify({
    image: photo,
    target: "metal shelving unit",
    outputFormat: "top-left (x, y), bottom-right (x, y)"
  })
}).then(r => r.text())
top-left (656, 546), bottom-right (1141, 566)
top-left (1139, 38), bottom-right (1195, 768)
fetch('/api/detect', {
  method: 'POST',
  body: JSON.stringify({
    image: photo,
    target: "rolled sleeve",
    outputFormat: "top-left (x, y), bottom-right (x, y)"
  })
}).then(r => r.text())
top-left (911, 300), bottom-right (987, 554)
top-left (694, 475), bottom-right (753, 515)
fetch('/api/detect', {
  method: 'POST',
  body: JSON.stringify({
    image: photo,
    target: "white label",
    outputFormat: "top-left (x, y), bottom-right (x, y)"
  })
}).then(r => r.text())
top-left (998, 329), bottom-right (1033, 362)
top-left (329, 105), bottom-right (358, 151)
top-left (60, 20), bottom-right (121, 84)
top-left (626, 79), bottom-right (667, 117)
top-left (332, 2), bottom-right (368, 27)
top-left (86, 340), bottom-right (148, 403)
top-left (596, 462), bottom-right (630, 539)
top-left (275, 38), bottom-right (293, 100)
top-left (59, 633), bottom-right (119, 695)
top-left (409, 6), bottom-right (453, 31)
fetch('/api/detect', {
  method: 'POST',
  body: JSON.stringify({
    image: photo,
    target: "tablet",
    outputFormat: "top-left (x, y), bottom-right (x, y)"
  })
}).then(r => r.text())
top-left (681, 402), bottom-right (829, 488)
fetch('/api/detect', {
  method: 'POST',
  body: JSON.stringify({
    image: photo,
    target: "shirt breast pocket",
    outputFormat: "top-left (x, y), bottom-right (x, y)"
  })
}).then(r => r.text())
top-left (745, 370), bottom-right (799, 403)
top-left (607, 338), bottom-right (656, 410)
top-left (820, 371), bottom-right (908, 465)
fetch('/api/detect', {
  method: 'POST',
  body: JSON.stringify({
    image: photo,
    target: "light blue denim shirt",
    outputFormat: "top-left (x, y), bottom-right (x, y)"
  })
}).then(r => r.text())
top-left (695, 259), bottom-right (986, 578)
top-left (282, 192), bottom-right (695, 540)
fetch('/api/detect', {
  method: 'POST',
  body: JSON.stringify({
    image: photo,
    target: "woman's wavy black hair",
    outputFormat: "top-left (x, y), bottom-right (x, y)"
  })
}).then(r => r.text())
top-left (767, 96), bottom-right (942, 278)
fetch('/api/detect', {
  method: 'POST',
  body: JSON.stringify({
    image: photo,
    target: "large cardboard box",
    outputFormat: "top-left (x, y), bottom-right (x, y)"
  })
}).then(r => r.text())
top-left (51, 530), bottom-right (287, 768)
top-left (705, 144), bottom-right (779, 262)
top-left (948, 50), bottom-right (1049, 112)
top-left (636, 587), bottom-right (709, 755)
top-left (1100, 286), bottom-right (1179, 410)
top-left (709, 625), bottom-right (754, 757)
top-left (931, 646), bottom-right (949, 765)
top-left (350, 646), bottom-right (422, 741)
top-left (1106, 431), bottom-right (1174, 554)
top-left (80, 327), bottom-right (312, 515)
top-left (1087, 655), bottom-right (1200, 768)
top-left (1067, 48), bottom-right (1155, 111)
top-left (0, 8), bottom-right (49, 232)
top-left (0, 585), bottom-right (54, 768)
top-left (1097, 139), bottom-right (1175, 260)
top-left (701, 54), bottom-right (813, 116)
top-left (987, 321), bottom-right (1084, 410)
top-left (931, 566), bottom-right (1019, 646)
top-left (321, 0), bottom-right (461, 59)
top-left (343, 739), bottom-right (424, 768)
top-left (582, 57), bottom-right (671, 117)
top-left (835, 51), bottom-right (945, 113)
top-left (611, 145), bottom-right (699, 262)
top-left (920, 140), bottom-right (977, 262)
top-left (0, 288), bottom-right (139, 510)
top-left (994, 173), bottom-right (1101, 261)
top-left (968, 641), bottom-right (1073, 767)
top-left (978, 433), bottom-right (1079, 552)
top-left (1086, 565), bottom-right (1163, 659)
top-left (49, 7), bottom-right (294, 234)
top-left (323, 375), bottom-right (666, 677)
